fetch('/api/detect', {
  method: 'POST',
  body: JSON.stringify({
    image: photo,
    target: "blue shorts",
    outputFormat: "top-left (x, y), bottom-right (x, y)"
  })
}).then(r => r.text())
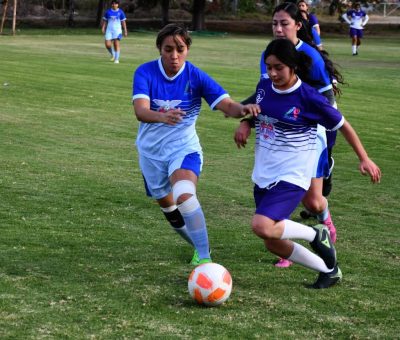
top-left (314, 126), bottom-right (330, 179)
top-left (254, 181), bottom-right (306, 221)
top-left (105, 31), bottom-right (122, 41)
top-left (349, 28), bottom-right (363, 38)
top-left (140, 152), bottom-right (203, 199)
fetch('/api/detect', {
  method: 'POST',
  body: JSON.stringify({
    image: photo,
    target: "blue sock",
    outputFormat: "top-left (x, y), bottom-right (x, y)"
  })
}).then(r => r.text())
top-left (107, 47), bottom-right (113, 56)
top-left (178, 196), bottom-right (210, 260)
top-left (114, 51), bottom-right (120, 61)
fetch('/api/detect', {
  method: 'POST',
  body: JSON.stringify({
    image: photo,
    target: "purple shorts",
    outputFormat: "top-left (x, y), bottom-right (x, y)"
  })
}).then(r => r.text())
top-left (254, 181), bottom-right (306, 221)
top-left (349, 28), bottom-right (363, 38)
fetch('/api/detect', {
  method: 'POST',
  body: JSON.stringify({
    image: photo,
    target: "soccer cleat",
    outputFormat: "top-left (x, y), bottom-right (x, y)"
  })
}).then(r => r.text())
top-left (190, 249), bottom-right (200, 265)
top-left (197, 258), bottom-right (212, 265)
top-left (110, 57), bottom-right (115, 62)
top-left (190, 249), bottom-right (212, 265)
top-left (274, 258), bottom-right (293, 268)
top-left (311, 265), bottom-right (342, 289)
top-left (114, 60), bottom-right (120, 64)
top-left (310, 224), bottom-right (337, 269)
top-left (323, 212), bottom-right (337, 243)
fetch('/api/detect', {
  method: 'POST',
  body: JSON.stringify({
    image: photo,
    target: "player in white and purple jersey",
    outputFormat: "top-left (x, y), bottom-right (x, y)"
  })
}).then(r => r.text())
top-left (101, 0), bottom-right (127, 64)
top-left (236, 2), bottom-right (345, 268)
top-left (132, 24), bottom-right (259, 266)
top-left (246, 38), bottom-right (381, 288)
top-left (342, 2), bottom-right (369, 55)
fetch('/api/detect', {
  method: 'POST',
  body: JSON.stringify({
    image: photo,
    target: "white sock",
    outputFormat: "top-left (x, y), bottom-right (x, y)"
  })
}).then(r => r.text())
top-left (288, 242), bottom-right (332, 273)
top-left (280, 219), bottom-right (317, 242)
top-left (352, 45), bottom-right (357, 54)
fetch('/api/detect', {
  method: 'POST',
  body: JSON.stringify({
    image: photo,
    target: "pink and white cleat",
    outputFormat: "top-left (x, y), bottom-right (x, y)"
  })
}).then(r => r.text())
top-left (274, 258), bottom-right (293, 268)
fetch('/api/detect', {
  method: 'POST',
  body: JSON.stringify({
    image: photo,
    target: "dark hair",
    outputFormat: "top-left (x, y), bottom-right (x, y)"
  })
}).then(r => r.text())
top-left (273, 2), bottom-right (344, 93)
top-left (264, 39), bottom-right (317, 86)
top-left (111, 0), bottom-right (119, 4)
top-left (156, 23), bottom-right (192, 51)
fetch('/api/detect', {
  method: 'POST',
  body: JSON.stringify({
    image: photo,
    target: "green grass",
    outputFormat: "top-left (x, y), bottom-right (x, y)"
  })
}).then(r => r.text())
top-left (1, 30), bottom-right (399, 338)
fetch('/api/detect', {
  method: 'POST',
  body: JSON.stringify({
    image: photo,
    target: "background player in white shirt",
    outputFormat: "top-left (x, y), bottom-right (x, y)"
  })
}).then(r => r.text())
top-left (101, 0), bottom-right (128, 64)
top-left (132, 23), bottom-right (259, 265)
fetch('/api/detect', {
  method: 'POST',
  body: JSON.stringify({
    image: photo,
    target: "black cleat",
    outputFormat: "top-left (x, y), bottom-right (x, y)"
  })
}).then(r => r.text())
top-left (310, 224), bottom-right (337, 269)
top-left (310, 265), bottom-right (342, 289)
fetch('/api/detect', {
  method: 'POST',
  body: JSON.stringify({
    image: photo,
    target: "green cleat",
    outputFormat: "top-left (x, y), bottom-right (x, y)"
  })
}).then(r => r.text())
top-left (190, 249), bottom-right (200, 265)
top-left (310, 265), bottom-right (342, 289)
top-left (310, 224), bottom-right (337, 269)
top-left (197, 258), bottom-right (212, 265)
top-left (190, 249), bottom-right (212, 266)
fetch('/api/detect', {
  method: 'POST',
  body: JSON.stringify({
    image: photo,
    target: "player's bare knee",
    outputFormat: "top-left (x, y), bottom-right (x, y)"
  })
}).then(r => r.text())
top-left (251, 219), bottom-right (275, 239)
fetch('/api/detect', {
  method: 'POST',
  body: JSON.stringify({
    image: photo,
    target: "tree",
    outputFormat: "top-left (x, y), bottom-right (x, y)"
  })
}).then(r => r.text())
top-left (161, 0), bottom-right (169, 27)
top-left (67, 0), bottom-right (75, 27)
top-left (96, 0), bottom-right (105, 27)
top-left (192, 0), bottom-right (206, 31)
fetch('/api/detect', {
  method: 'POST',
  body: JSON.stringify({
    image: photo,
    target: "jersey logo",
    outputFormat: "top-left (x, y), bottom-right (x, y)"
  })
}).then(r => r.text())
top-left (284, 107), bottom-right (300, 121)
top-left (153, 99), bottom-right (182, 112)
top-left (256, 89), bottom-right (265, 104)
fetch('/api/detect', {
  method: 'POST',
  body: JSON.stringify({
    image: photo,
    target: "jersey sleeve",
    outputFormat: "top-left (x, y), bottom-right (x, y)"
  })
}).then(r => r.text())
top-left (119, 9), bottom-right (126, 21)
top-left (307, 90), bottom-right (344, 130)
top-left (195, 67), bottom-right (229, 110)
top-left (309, 14), bottom-right (319, 27)
top-left (132, 64), bottom-right (150, 101)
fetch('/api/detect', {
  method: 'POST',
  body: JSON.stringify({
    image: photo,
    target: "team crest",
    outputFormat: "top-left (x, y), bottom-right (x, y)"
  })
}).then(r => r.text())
top-left (258, 115), bottom-right (277, 140)
top-left (153, 99), bottom-right (182, 112)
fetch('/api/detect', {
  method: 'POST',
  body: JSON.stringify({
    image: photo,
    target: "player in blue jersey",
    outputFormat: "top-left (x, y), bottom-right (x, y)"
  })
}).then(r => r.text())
top-left (298, 0), bottom-right (320, 34)
top-left (248, 38), bottom-right (381, 288)
top-left (132, 23), bottom-right (259, 266)
top-left (235, 2), bottom-right (344, 268)
top-left (342, 2), bottom-right (369, 55)
top-left (101, 0), bottom-right (128, 64)
top-left (299, 9), bottom-right (323, 50)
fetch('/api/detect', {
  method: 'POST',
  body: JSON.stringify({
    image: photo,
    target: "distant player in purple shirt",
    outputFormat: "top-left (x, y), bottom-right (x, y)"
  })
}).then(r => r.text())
top-left (342, 2), bottom-right (369, 55)
top-left (243, 38), bottom-right (381, 289)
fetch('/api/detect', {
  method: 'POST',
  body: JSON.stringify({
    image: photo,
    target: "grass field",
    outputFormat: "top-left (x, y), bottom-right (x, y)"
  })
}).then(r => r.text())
top-left (1, 29), bottom-right (399, 338)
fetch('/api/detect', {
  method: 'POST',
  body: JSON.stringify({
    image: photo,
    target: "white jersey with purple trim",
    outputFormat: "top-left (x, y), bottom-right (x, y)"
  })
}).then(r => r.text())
top-left (103, 8), bottom-right (126, 36)
top-left (132, 58), bottom-right (229, 161)
top-left (252, 78), bottom-right (344, 190)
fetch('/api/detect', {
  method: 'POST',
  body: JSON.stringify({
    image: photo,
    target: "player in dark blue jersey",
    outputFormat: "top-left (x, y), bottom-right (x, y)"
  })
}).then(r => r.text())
top-left (132, 24), bottom-right (259, 266)
top-left (246, 38), bottom-right (381, 288)
top-left (101, 0), bottom-right (128, 64)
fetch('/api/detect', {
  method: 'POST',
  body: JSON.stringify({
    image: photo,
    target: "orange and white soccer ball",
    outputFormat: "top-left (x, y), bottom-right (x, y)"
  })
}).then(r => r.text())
top-left (188, 263), bottom-right (232, 307)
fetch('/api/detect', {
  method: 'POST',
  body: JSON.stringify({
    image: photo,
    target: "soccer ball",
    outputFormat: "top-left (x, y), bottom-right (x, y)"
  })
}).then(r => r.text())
top-left (188, 263), bottom-right (232, 307)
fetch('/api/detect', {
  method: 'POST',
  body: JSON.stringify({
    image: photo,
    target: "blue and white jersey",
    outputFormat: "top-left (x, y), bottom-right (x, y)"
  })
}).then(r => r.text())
top-left (252, 78), bottom-right (344, 190)
top-left (132, 58), bottom-right (229, 161)
top-left (346, 9), bottom-right (367, 29)
top-left (260, 40), bottom-right (332, 93)
top-left (103, 8), bottom-right (126, 35)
